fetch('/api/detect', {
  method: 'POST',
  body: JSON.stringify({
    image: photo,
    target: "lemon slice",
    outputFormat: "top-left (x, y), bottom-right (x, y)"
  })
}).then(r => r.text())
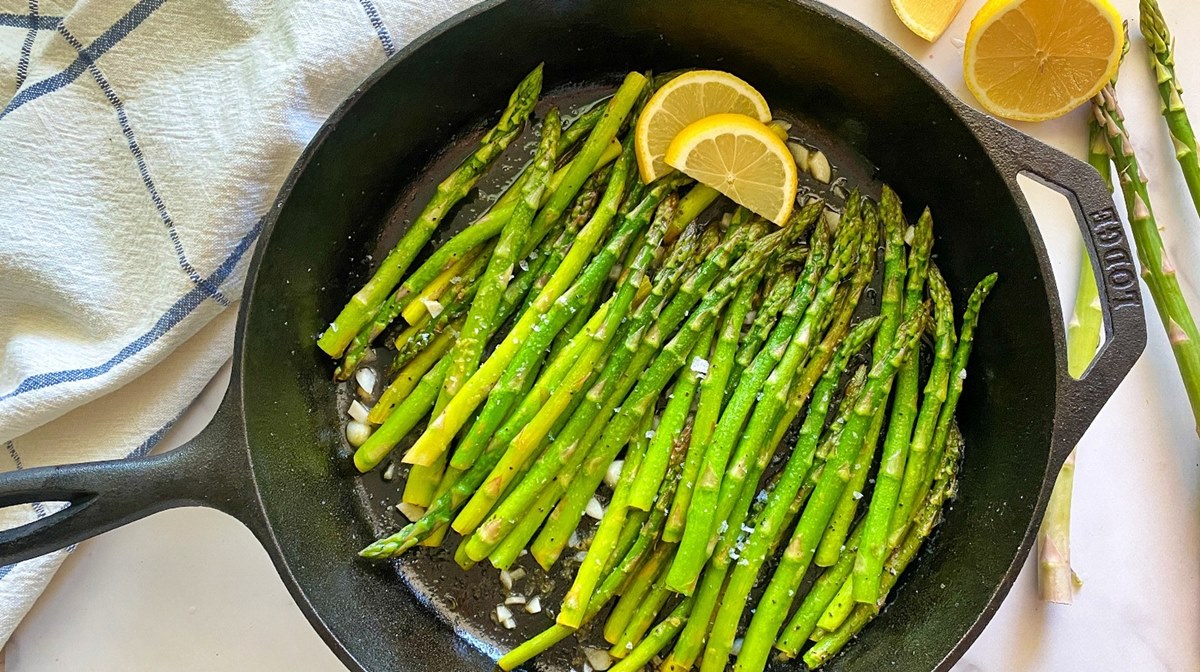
top-left (665, 113), bottom-right (798, 226)
top-left (892, 0), bottom-right (967, 42)
top-left (635, 70), bottom-right (771, 183)
top-left (964, 0), bottom-right (1123, 122)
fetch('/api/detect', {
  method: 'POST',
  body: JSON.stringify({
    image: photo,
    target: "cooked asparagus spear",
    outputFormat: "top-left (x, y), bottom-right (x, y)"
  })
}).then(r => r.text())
top-left (776, 523), bottom-right (865, 656)
top-left (357, 306), bottom-right (611, 557)
top-left (627, 321), bottom-right (715, 510)
top-left (436, 108), bottom-right (561, 420)
top-left (813, 195), bottom-right (905, 567)
top-left (735, 307), bottom-right (928, 672)
top-left (523, 221), bottom-right (792, 568)
top-left (318, 65), bottom-right (543, 357)
top-left (669, 203), bottom-right (856, 594)
top-left (664, 225), bottom-right (806, 542)
top-left (802, 427), bottom-right (964, 668)
top-left (403, 173), bottom-right (682, 470)
top-left (497, 434), bottom-right (687, 670)
top-left (854, 263), bottom-right (954, 602)
top-left (701, 317), bottom-right (881, 670)
top-left (395, 76), bottom-right (651, 468)
top-left (449, 141), bottom-right (636, 474)
top-left (608, 597), bottom-right (695, 672)
top-left (893, 274), bottom-right (998, 548)
top-left (531, 221), bottom-right (784, 579)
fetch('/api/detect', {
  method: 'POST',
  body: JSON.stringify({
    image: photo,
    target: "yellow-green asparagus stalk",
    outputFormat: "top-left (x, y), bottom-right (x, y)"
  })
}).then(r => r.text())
top-left (317, 65), bottom-right (543, 357)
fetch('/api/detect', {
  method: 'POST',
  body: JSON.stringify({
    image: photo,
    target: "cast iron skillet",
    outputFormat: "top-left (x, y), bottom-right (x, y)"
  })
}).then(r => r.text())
top-left (0, 0), bottom-right (1146, 670)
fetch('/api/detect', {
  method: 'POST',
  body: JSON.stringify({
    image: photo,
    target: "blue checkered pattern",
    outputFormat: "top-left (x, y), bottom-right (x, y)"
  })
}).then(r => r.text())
top-left (0, 0), bottom-right (478, 643)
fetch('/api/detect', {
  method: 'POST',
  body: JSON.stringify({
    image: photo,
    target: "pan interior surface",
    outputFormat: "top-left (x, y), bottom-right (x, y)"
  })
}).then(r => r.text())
top-left (236, 1), bottom-right (1056, 671)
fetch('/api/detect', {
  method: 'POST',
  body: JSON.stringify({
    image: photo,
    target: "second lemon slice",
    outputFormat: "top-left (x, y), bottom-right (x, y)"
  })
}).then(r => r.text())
top-left (665, 113), bottom-right (798, 226)
top-left (635, 70), bottom-right (771, 183)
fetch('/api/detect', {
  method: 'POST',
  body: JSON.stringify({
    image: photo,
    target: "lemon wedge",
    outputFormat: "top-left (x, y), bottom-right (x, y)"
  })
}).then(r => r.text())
top-left (635, 70), bottom-right (771, 183)
top-left (665, 113), bottom-right (798, 226)
top-left (892, 0), bottom-right (967, 42)
top-left (964, 0), bottom-right (1123, 122)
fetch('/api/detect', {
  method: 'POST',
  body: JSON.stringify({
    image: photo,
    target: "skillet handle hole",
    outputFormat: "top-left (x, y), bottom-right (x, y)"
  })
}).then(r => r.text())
top-left (1017, 174), bottom-right (1108, 380)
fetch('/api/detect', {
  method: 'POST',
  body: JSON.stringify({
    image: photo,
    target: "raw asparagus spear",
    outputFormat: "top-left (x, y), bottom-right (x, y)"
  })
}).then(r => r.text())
top-left (1094, 85), bottom-right (1200, 431)
top-left (1141, 0), bottom-right (1200, 218)
top-left (1037, 118), bottom-right (1110, 603)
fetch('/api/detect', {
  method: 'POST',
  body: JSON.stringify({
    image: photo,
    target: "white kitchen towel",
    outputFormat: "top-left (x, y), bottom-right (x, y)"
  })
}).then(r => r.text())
top-left (0, 0), bottom-right (477, 646)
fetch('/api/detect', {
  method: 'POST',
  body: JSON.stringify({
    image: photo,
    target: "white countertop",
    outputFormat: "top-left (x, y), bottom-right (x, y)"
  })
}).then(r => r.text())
top-left (5, 0), bottom-right (1199, 670)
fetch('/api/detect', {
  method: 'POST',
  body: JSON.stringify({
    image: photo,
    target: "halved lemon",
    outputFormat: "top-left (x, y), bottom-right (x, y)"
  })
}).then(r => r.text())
top-left (665, 113), bottom-right (797, 226)
top-left (892, 0), bottom-right (967, 42)
top-left (635, 70), bottom-right (771, 183)
top-left (964, 0), bottom-right (1123, 122)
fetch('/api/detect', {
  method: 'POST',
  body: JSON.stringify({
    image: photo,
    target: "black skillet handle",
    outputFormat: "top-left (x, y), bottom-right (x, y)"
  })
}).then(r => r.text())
top-left (0, 395), bottom-right (259, 566)
top-left (970, 114), bottom-right (1148, 460)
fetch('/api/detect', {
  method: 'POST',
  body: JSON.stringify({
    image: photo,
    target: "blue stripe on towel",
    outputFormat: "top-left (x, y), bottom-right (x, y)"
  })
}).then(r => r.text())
top-left (0, 12), bottom-right (59, 29)
top-left (0, 0), bottom-right (165, 120)
top-left (0, 218), bottom-right (262, 402)
top-left (14, 1), bottom-right (41, 93)
top-left (354, 0), bottom-right (396, 57)
top-left (57, 25), bottom-right (230, 306)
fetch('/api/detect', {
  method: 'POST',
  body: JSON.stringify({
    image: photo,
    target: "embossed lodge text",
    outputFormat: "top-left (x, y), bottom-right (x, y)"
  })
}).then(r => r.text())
top-left (1087, 207), bottom-right (1141, 310)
